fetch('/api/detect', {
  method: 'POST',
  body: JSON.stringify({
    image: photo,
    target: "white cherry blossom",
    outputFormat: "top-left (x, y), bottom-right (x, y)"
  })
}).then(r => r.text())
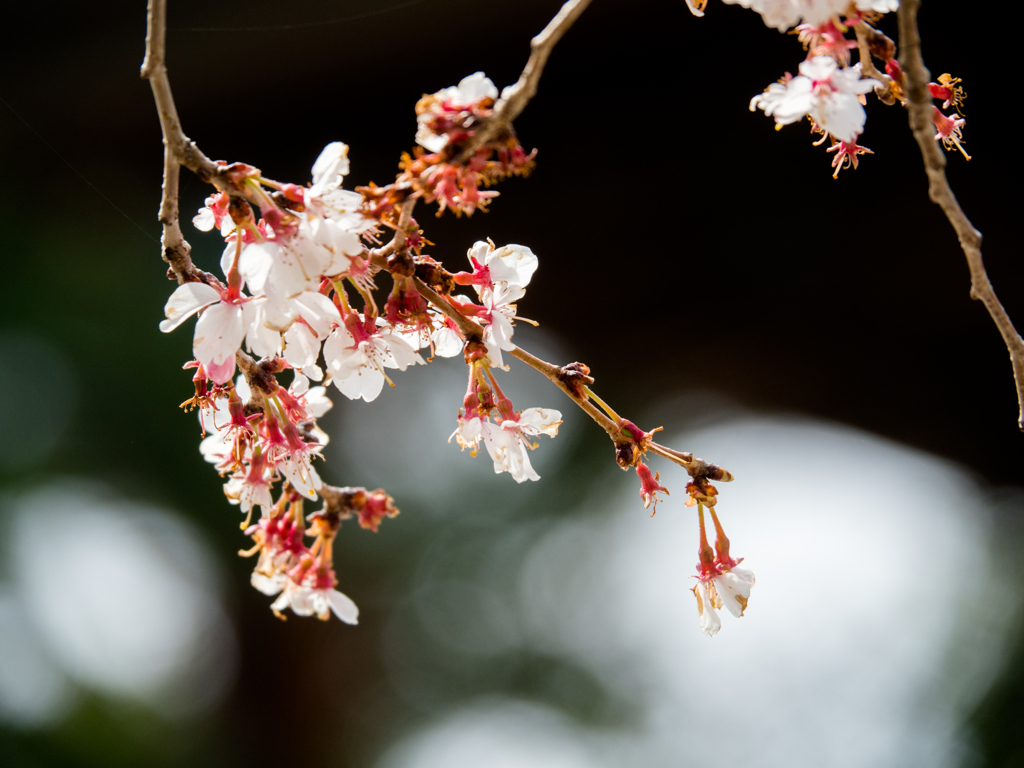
top-left (718, 0), bottom-right (897, 30)
top-left (323, 316), bottom-right (425, 402)
top-left (481, 283), bottom-right (525, 368)
top-left (483, 407), bottom-right (562, 483)
top-left (750, 57), bottom-right (878, 142)
top-left (416, 72), bottom-right (499, 152)
top-left (270, 578), bottom-right (359, 623)
top-left (159, 282), bottom-right (251, 384)
top-left (466, 241), bottom-right (539, 295)
top-left (694, 580), bottom-right (722, 637)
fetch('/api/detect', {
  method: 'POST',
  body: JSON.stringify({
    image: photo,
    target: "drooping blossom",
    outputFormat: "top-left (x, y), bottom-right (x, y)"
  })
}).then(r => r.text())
top-left (416, 72), bottom-right (499, 153)
top-left (750, 57), bottom-right (878, 143)
top-left (323, 313), bottom-right (425, 402)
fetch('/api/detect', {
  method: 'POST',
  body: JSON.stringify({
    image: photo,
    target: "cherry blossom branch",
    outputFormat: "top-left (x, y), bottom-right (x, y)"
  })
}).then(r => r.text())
top-left (898, 0), bottom-right (1024, 431)
top-left (452, 0), bottom-right (592, 164)
top-left (405, 268), bottom-right (724, 478)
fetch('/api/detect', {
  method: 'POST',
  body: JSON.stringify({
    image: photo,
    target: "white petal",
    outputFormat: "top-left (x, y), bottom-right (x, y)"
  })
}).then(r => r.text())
top-left (238, 242), bottom-right (277, 295)
top-left (288, 587), bottom-right (316, 616)
top-left (290, 371), bottom-right (310, 396)
top-left (695, 582), bottom-right (721, 637)
top-left (487, 244), bottom-right (538, 288)
top-left (431, 326), bottom-right (464, 358)
top-left (292, 291), bottom-right (341, 338)
top-left (193, 207), bottom-right (216, 231)
top-left (159, 283), bottom-right (220, 333)
top-left (506, 439), bottom-right (540, 483)
top-left (812, 92), bottom-right (867, 143)
top-left (517, 407), bottom-right (563, 437)
top-left (304, 386), bottom-right (332, 418)
top-left (327, 589), bottom-right (359, 625)
top-left (713, 571), bottom-right (754, 618)
top-left (382, 333), bottom-right (426, 371)
top-left (242, 300), bottom-right (282, 359)
top-left (456, 72), bottom-right (498, 102)
top-left (311, 141), bottom-right (350, 190)
top-left (251, 571), bottom-right (286, 596)
top-left (283, 324), bottom-right (321, 369)
top-left (193, 302), bottom-right (245, 367)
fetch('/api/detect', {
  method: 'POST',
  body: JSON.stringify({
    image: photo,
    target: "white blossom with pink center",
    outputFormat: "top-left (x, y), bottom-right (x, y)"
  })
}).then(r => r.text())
top-left (159, 282), bottom-right (256, 384)
top-left (466, 240), bottom-right (539, 295)
top-left (269, 576), bottom-right (359, 624)
top-left (482, 407), bottom-right (563, 483)
top-left (323, 314), bottom-right (425, 402)
top-left (750, 57), bottom-right (878, 142)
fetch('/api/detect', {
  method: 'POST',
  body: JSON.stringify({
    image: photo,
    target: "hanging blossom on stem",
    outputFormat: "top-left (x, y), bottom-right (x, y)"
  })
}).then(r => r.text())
top-left (451, 343), bottom-right (562, 484)
top-left (689, 479), bottom-right (755, 637)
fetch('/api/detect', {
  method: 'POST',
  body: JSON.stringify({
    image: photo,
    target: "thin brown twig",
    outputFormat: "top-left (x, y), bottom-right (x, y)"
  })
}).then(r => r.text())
top-left (411, 275), bottom-right (721, 476)
top-left (898, 0), bottom-right (1024, 431)
top-left (393, 197), bottom-right (417, 253)
top-left (141, 0), bottom-right (195, 283)
top-left (453, 0), bottom-right (592, 164)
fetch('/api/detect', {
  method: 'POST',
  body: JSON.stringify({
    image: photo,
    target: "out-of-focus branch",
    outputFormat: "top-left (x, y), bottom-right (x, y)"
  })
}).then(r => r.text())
top-left (453, 0), bottom-right (592, 164)
top-left (852, 21), bottom-right (893, 87)
top-left (898, 0), bottom-right (1024, 431)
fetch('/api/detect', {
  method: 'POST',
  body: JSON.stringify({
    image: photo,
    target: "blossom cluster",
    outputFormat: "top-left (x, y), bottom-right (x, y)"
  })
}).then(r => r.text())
top-left (360, 73), bottom-right (536, 220)
top-left (153, 49), bottom-right (759, 636)
top-left (161, 118), bottom-right (565, 621)
top-left (688, 0), bottom-right (970, 176)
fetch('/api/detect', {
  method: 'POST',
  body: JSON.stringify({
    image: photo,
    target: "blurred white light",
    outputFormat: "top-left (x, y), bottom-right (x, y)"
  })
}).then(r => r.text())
top-left (3, 481), bottom-right (237, 721)
top-left (377, 412), bottom-right (1015, 768)
top-left (0, 591), bottom-right (75, 728)
top-left (519, 415), bottom-right (1012, 767)
top-left (377, 699), bottom-right (597, 768)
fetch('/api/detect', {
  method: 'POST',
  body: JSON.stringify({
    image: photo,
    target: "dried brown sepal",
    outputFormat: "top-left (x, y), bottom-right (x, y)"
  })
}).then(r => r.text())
top-left (685, 477), bottom-right (719, 507)
top-left (320, 485), bottom-right (400, 533)
top-left (615, 441), bottom-right (639, 469)
top-left (558, 362), bottom-right (594, 399)
top-left (270, 190), bottom-right (305, 212)
top-left (704, 463), bottom-right (734, 483)
top-left (414, 256), bottom-right (455, 295)
top-left (861, 23), bottom-right (896, 62)
top-left (387, 250), bottom-right (416, 278)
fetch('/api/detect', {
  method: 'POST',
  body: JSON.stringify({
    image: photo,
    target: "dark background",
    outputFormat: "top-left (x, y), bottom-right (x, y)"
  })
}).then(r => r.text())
top-left (1, 1), bottom-right (1022, 765)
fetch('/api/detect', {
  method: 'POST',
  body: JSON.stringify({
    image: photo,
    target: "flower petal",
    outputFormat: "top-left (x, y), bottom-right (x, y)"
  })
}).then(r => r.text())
top-left (159, 283), bottom-right (220, 333)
